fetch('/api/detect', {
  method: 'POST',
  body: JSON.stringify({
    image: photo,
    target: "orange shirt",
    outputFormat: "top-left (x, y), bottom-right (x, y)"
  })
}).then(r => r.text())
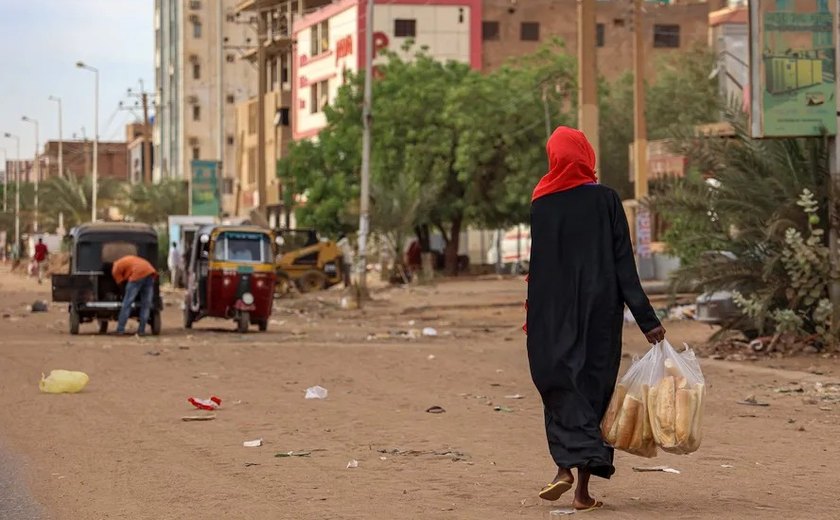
top-left (112, 255), bottom-right (157, 284)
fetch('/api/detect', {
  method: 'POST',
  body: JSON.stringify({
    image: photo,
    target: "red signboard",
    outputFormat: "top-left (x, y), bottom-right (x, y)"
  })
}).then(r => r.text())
top-left (335, 35), bottom-right (353, 63)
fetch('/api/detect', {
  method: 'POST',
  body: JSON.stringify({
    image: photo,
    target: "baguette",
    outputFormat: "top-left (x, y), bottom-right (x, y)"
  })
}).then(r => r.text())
top-left (628, 394), bottom-right (646, 451)
top-left (601, 384), bottom-right (628, 442)
top-left (640, 384), bottom-right (654, 447)
top-left (614, 395), bottom-right (641, 450)
top-left (655, 376), bottom-right (677, 447)
top-left (688, 383), bottom-right (705, 450)
top-left (675, 388), bottom-right (697, 446)
top-left (647, 384), bottom-right (663, 443)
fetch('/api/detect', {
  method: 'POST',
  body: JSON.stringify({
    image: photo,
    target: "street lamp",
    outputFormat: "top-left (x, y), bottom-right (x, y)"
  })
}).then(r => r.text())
top-left (3, 132), bottom-right (21, 257)
top-left (76, 61), bottom-right (99, 222)
top-left (49, 95), bottom-right (64, 179)
top-left (21, 116), bottom-right (40, 233)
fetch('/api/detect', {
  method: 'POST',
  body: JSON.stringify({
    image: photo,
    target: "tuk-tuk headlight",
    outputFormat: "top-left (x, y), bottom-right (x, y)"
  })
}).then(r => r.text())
top-left (241, 292), bottom-right (255, 305)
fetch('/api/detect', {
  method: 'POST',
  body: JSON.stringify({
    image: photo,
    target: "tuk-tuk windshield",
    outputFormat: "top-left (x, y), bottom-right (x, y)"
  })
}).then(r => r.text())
top-left (213, 231), bottom-right (272, 263)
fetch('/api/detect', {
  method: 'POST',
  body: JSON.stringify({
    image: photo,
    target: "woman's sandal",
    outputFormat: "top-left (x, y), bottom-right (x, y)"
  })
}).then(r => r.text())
top-left (538, 479), bottom-right (573, 501)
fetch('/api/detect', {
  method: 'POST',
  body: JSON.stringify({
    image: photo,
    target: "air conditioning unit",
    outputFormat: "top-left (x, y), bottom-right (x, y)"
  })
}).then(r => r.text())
top-left (189, 0), bottom-right (201, 10)
top-left (187, 95), bottom-right (199, 104)
top-left (188, 137), bottom-right (199, 146)
top-left (189, 14), bottom-right (200, 24)
top-left (188, 54), bottom-right (199, 64)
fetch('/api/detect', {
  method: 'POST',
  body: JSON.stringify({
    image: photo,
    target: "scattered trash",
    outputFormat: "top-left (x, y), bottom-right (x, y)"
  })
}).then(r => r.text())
top-left (275, 450), bottom-right (311, 458)
top-left (426, 405), bottom-right (446, 414)
top-left (494, 406), bottom-right (513, 413)
top-left (774, 385), bottom-right (804, 394)
top-left (422, 327), bottom-right (438, 337)
top-left (504, 394), bottom-right (524, 400)
top-left (244, 462), bottom-right (260, 467)
top-left (379, 456), bottom-right (388, 461)
top-left (802, 396), bottom-right (819, 405)
top-left (721, 464), bottom-right (735, 469)
top-left (377, 448), bottom-right (468, 462)
top-left (797, 426), bottom-right (806, 432)
top-left (819, 406), bottom-right (833, 411)
top-left (243, 439), bottom-right (263, 448)
top-left (340, 297), bottom-right (358, 310)
top-left (549, 509), bottom-right (576, 516)
top-left (305, 386), bottom-right (328, 400)
top-left (181, 415), bottom-right (216, 421)
top-left (632, 466), bottom-right (680, 474)
top-left (346, 459), bottom-right (359, 469)
top-left (30, 300), bottom-right (49, 313)
top-left (145, 350), bottom-right (161, 356)
top-left (737, 395), bottom-right (769, 407)
top-left (667, 304), bottom-right (695, 321)
top-left (188, 396), bottom-right (222, 410)
top-left (39, 370), bottom-right (89, 394)
top-left (427, 354), bottom-right (436, 361)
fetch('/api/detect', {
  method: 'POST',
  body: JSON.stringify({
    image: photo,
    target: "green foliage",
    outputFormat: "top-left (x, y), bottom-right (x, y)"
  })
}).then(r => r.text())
top-left (121, 179), bottom-right (189, 225)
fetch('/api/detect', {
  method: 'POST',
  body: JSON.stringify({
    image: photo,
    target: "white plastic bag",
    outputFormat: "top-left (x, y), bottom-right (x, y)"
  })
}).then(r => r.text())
top-left (602, 340), bottom-right (706, 457)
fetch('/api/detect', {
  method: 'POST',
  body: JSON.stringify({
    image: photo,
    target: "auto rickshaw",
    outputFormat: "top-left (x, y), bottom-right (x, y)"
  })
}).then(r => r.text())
top-left (183, 225), bottom-right (278, 332)
top-left (51, 222), bottom-right (163, 335)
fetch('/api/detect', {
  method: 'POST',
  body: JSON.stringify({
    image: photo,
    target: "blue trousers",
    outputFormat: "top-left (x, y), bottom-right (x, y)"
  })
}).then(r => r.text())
top-left (117, 276), bottom-right (154, 334)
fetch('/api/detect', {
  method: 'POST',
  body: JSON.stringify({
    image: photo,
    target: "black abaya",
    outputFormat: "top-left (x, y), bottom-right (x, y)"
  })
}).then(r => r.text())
top-left (526, 184), bottom-right (660, 479)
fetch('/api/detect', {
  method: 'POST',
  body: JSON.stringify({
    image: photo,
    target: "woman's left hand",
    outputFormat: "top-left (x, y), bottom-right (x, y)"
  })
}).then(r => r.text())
top-left (644, 325), bottom-right (666, 344)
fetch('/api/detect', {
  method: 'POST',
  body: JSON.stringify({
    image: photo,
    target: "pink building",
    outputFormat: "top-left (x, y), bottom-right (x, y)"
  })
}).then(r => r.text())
top-left (292, 0), bottom-right (482, 140)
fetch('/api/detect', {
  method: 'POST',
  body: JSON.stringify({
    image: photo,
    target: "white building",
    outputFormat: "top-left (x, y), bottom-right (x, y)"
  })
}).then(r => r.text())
top-left (292, 0), bottom-right (482, 139)
top-left (709, 6), bottom-right (748, 107)
top-left (154, 0), bottom-right (258, 214)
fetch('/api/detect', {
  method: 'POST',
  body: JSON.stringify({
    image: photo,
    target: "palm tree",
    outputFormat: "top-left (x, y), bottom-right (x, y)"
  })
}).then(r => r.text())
top-left (39, 175), bottom-right (123, 230)
top-left (121, 179), bottom-right (188, 225)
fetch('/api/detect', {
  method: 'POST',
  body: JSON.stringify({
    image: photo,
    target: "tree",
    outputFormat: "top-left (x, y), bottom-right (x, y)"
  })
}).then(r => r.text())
top-left (38, 175), bottom-right (123, 230)
top-left (121, 179), bottom-right (188, 225)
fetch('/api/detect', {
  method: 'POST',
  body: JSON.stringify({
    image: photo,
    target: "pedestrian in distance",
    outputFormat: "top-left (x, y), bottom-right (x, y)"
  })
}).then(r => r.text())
top-left (104, 255), bottom-right (157, 336)
top-left (167, 242), bottom-right (180, 287)
top-left (525, 126), bottom-right (666, 512)
top-left (336, 233), bottom-right (353, 288)
top-left (33, 238), bottom-right (48, 284)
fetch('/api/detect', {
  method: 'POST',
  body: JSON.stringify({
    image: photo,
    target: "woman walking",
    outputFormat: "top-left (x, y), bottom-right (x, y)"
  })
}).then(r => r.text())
top-left (526, 127), bottom-right (665, 511)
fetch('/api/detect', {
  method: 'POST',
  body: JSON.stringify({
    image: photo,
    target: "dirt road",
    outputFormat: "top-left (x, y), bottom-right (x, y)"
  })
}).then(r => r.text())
top-left (0, 268), bottom-right (838, 519)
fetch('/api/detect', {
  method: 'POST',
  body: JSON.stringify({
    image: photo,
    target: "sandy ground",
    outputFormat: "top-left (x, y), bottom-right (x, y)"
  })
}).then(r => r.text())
top-left (0, 266), bottom-right (839, 520)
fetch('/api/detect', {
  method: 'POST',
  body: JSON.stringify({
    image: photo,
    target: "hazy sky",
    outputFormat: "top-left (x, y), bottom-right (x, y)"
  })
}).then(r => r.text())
top-left (0, 0), bottom-right (153, 161)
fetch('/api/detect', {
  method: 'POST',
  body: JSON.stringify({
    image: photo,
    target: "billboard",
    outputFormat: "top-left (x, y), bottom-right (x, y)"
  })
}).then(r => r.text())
top-left (190, 160), bottom-right (221, 217)
top-left (749, 0), bottom-right (837, 137)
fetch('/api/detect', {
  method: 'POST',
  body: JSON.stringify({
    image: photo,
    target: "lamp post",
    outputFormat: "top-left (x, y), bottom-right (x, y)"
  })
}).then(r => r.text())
top-left (1, 147), bottom-right (6, 213)
top-left (76, 61), bottom-right (99, 222)
top-left (21, 116), bottom-right (39, 233)
top-left (3, 132), bottom-right (21, 256)
top-left (49, 95), bottom-right (64, 178)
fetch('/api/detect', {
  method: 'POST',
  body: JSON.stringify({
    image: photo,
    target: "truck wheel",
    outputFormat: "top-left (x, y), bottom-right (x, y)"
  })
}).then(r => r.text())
top-left (296, 270), bottom-right (327, 293)
top-left (69, 307), bottom-right (80, 335)
top-left (151, 311), bottom-right (162, 336)
top-left (98, 320), bottom-right (108, 335)
top-left (237, 312), bottom-right (250, 333)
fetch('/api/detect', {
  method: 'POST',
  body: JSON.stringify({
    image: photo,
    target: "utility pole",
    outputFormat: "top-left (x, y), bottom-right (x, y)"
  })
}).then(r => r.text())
top-left (21, 116), bottom-right (39, 233)
top-left (577, 0), bottom-right (599, 164)
top-left (357, 0), bottom-right (374, 296)
top-left (123, 83), bottom-right (154, 185)
top-left (49, 96), bottom-right (63, 178)
top-left (1, 148), bottom-right (6, 212)
top-left (217, 0), bottom-right (225, 208)
top-left (4, 133), bottom-right (21, 255)
top-left (77, 61), bottom-right (100, 222)
top-left (632, 0), bottom-right (647, 202)
top-left (256, 10), bottom-right (268, 215)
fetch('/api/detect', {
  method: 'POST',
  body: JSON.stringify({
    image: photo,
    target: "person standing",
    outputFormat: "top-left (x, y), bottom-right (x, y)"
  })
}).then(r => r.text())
top-left (167, 242), bottom-right (180, 287)
top-left (33, 238), bottom-right (48, 284)
top-left (525, 127), bottom-right (665, 511)
top-left (336, 233), bottom-right (353, 288)
top-left (106, 255), bottom-right (157, 336)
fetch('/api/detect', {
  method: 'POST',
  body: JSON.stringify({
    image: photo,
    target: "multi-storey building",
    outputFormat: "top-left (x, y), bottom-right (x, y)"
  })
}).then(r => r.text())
top-left (154, 0), bottom-right (258, 214)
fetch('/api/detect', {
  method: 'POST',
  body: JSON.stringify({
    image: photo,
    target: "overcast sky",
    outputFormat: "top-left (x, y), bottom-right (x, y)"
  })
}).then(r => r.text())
top-left (0, 0), bottom-right (153, 161)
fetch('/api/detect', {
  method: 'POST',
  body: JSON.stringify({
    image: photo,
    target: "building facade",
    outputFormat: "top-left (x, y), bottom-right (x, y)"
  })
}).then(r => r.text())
top-left (39, 141), bottom-right (129, 182)
top-left (481, 0), bottom-right (714, 80)
top-left (154, 0), bottom-right (258, 214)
top-left (708, 5), bottom-right (747, 105)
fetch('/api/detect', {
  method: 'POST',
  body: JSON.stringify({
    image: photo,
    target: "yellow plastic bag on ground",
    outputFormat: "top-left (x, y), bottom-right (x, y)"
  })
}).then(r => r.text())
top-left (39, 370), bottom-right (89, 394)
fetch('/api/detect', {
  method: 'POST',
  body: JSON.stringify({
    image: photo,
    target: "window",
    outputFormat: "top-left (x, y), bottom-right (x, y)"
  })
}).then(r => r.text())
top-left (226, 54), bottom-right (235, 63)
top-left (310, 21), bottom-right (329, 55)
top-left (279, 107), bottom-right (290, 126)
top-left (214, 232), bottom-right (271, 263)
top-left (613, 18), bottom-right (625, 28)
top-left (223, 178), bottom-right (234, 195)
top-left (309, 80), bottom-right (329, 114)
top-left (395, 19), bottom-right (417, 38)
top-left (226, 94), bottom-right (235, 104)
top-left (226, 13), bottom-right (236, 22)
top-left (192, 146), bottom-right (200, 160)
top-left (653, 24), bottom-right (680, 48)
top-left (227, 134), bottom-right (235, 146)
top-left (482, 21), bottom-right (500, 41)
top-left (192, 62), bottom-right (200, 79)
top-left (193, 105), bottom-right (201, 121)
top-left (193, 21), bottom-right (202, 38)
top-left (189, 0), bottom-right (201, 9)
top-left (520, 22), bottom-right (540, 42)
top-left (596, 23), bottom-right (605, 47)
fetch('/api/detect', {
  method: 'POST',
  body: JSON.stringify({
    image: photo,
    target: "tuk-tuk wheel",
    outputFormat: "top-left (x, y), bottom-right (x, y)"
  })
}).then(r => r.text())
top-left (98, 320), bottom-right (109, 335)
top-left (237, 312), bottom-right (250, 333)
top-left (151, 311), bottom-right (162, 336)
top-left (257, 318), bottom-right (268, 332)
top-left (69, 307), bottom-right (80, 335)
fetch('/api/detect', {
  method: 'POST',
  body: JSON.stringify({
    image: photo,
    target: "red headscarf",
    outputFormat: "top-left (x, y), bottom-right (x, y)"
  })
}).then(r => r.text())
top-left (531, 126), bottom-right (597, 202)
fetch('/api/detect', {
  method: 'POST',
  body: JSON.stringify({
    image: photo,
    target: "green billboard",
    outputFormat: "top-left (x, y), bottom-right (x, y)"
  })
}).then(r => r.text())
top-left (749, 0), bottom-right (837, 137)
top-left (190, 160), bottom-right (221, 216)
